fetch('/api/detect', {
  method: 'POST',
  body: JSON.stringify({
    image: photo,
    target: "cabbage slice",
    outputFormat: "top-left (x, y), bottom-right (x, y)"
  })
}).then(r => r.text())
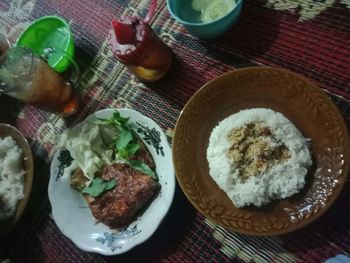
top-left (57, 123), bottom-right (114, 182)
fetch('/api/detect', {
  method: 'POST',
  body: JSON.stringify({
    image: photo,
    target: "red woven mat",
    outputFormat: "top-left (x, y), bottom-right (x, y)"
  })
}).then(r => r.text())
top-left (0, 0), bottom-right (350, 262)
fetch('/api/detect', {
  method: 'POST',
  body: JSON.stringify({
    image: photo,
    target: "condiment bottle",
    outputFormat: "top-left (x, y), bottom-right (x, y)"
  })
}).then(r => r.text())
top-left (109, 1), bottom-right (172, 82)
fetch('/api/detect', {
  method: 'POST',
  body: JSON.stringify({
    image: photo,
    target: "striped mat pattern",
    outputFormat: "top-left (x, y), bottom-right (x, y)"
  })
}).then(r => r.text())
top-left (0, 0), bottom-right (350, 262)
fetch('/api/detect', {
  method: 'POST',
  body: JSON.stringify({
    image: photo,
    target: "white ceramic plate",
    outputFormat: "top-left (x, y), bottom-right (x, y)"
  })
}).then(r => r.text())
top-left (48, 108), bottom-right (175, 255)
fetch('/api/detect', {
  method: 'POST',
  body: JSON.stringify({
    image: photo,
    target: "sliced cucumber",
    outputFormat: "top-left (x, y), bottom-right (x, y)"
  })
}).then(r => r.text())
top-left (192, 0), bottom-right (212, 12)
top-left (201, 0), bottom-right (236, 23)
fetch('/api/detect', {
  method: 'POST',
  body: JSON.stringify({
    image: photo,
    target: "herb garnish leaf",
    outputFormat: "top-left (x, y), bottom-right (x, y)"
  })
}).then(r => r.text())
top-left (82, 178), bottom-right (117, 197)
top-left (118, 143), bottom-right (140, 159)
top-left (96, 112), bottom-right (129, 128)
top-left (116, 128), bottom-right (133, 150)
top-left (94, 111), bottom-right (157, 180)
top-left (126, 160), bottom-right (156, 180)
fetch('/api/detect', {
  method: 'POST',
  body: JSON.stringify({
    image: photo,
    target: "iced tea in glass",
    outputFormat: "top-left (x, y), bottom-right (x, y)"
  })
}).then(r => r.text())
top-left (0, 47), bottom-right (79, 116)
top-left (0, 32), bottom-right (11, 55)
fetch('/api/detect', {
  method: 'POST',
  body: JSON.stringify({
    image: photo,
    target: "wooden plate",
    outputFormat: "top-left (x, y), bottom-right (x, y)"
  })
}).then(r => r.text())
top-left (173, 67), bottom-right (350, 235)
top-left (0, 124), bottom-right (33, 233)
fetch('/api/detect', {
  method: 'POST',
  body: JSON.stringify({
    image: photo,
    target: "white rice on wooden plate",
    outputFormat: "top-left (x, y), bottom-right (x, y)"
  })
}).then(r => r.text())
top-left (0, 136), bottom-right (25, 220)
top-left (207, 108), bottom-right (312, 208)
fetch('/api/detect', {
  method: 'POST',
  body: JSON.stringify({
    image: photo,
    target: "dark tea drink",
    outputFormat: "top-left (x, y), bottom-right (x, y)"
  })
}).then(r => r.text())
top-left (0, 32), bottom-right (10, 55)
top-left (23, 57), bottom-right (79, 115)
top-left (0, 47), bottom-right (79, 116)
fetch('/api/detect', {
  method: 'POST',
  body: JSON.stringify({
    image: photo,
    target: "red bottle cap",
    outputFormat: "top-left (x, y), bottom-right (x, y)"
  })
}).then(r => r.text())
top-left (110, 16), bottom-right (153, 64)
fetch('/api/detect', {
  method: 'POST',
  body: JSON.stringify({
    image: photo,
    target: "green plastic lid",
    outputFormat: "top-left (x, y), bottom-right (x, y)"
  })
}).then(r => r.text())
top-left (16, 16), bottom-right (75, 73)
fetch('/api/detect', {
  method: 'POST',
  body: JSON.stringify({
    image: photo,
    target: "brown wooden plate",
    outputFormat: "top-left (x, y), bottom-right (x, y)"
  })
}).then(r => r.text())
top-left (0, 124), bottom-right (33, 233)
top-left (173, 67), bottom-right (350, 235)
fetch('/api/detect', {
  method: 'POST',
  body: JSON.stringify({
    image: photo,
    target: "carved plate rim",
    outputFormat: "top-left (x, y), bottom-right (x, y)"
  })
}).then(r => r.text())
top-left (173, 66), bottom-right (350, 236)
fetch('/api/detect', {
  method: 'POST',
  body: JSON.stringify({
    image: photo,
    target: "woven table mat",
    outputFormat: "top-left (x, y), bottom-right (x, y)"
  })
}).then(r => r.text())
top-left (1, 0), bottom-right (350, 262)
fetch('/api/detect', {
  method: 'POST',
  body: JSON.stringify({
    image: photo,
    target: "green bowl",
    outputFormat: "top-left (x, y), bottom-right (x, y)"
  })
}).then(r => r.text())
top-left (16, 16), bottom-right (75, 73)
top-left (167, 0), bottom-right (243, 39)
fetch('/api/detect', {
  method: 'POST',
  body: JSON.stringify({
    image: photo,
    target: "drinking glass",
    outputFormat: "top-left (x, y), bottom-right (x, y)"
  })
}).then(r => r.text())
top-left (0, 47), bottom-right (80, 116)
top-left (0, 32), bottom-right (11, 55)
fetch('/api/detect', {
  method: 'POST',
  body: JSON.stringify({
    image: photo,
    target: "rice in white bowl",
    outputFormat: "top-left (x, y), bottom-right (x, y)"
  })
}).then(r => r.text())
top-left (207, 108), bottom-right (312, 208)
top-left (0, 136), bottom-right (25, 220)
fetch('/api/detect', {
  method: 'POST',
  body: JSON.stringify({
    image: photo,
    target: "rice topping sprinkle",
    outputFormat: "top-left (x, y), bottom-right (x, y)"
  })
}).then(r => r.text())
top-left (207, 108), bottom-right (312, 208)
